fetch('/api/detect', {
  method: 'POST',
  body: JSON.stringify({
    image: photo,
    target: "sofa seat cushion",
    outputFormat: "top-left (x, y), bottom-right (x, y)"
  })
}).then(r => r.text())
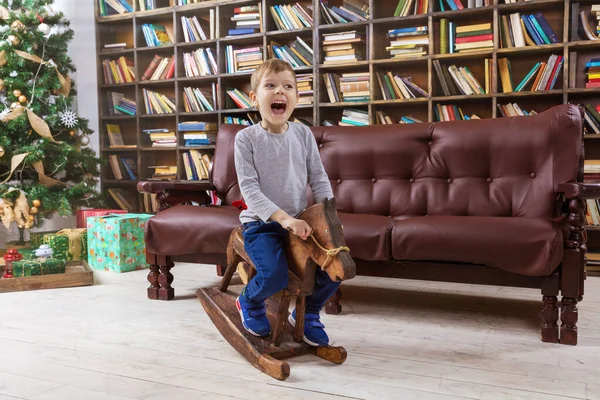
top-left (337, 212), bottom-right (393, 261)
top-left (390, 216), bottom-right (564, 276)
top-left (146, 205), bottom-right (241, 256)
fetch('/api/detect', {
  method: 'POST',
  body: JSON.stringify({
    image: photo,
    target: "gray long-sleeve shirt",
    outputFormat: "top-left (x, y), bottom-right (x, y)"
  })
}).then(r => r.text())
top-left (234, 121), bottom-right (334, 224)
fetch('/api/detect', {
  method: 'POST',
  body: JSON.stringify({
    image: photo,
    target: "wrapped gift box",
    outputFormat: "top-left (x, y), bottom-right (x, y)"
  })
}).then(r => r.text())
top-left (87, 213), bottom-right (153, 273)
top-left (30, 230), bottom-right (58, 250)
top-left (44, 229), bottom-right (88, 262)
top-left (76, 209), bottom-right (127, 229)
top-left (12, 258), bottom-right (66, 277)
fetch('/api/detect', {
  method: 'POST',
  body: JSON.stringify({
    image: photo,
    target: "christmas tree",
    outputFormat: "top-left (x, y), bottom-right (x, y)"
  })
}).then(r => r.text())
top-left (0, 0), bottom-right (102, 243)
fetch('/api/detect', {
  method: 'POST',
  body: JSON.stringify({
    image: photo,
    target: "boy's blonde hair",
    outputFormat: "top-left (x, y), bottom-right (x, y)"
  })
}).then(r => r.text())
top-left (250, 59), bottom-right (297, 94)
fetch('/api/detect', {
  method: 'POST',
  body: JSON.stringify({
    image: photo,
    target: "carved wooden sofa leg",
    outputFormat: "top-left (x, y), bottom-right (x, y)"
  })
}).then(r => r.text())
top-left (541, 274), bottom-right (559, 343)
top-left (325, 288), bottom-right (342, 315)
top-left (146, 252), bottom-right (175, 300)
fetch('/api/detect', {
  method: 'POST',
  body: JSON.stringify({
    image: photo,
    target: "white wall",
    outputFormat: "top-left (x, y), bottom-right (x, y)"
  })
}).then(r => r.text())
top-left (0, 0), bottom-right (99, 246)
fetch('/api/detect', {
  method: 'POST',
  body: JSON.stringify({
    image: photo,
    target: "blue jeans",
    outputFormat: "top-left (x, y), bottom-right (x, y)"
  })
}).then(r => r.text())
top-left (242, 220), bottom-right (341, 314)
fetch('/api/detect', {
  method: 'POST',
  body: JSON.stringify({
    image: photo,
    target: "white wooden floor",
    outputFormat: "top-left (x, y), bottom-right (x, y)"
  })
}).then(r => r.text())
top-left (1, 264), bottom-right (600, 400)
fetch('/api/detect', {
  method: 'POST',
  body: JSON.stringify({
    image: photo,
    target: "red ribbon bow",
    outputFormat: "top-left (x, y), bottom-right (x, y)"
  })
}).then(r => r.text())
top-left (232, 199), bottom-right (247, 211)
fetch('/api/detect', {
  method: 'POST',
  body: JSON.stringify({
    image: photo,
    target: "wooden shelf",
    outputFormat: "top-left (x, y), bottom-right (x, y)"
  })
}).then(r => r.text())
top-left (95, 0), bottom-right (600, 213)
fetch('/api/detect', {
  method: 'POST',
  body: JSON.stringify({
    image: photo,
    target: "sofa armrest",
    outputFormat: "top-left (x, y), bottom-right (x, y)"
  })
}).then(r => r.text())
top-left (137, 181), bottom-right (217, 211)
top-left (558, 183), bottom-right (600, 199)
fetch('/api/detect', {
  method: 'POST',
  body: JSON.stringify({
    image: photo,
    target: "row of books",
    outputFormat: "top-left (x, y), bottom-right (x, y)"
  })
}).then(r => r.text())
top-left (496, 103), bottom-right (537, 117)
top-left (320, 0), bottom-right (369, 24)
top-left (144, 128), bottom-right (176, 148)
top-left (375, 71), bottom-right (428, 100)
top-left (98, 0), bottom-right (132, 16)
top-left (141, 23), bottom-right (172, 47)
top-left (182, 150), bottom-right (212, 180)
top-left (141, 55), bottom-right (174, 81)
top-left (435, 104), bottom-right (481, 121)
top-left (225, 45), bottom-right (263, 73)
top-left (582, 103), bottom-right (600, 135)
top-left (142, 89), bottom-right (176, 114)
top-left (269, 4), bottom-right (313, 30)
top-left (440, 0), bottom-right (491, 11)
top-left (226, 88), bottom-right (253, 109)
top-left (498, 55), bottom-right (563, 93)
top-left (441, 20), bottom-right (493, 54)
top-left (322, 30), bottom-right (363, 65)
top-left (267, 37), bottom-right (313, 68)
top-left (394, 0), bottom-right (428, 17)
top-left (586, 199), bottom-right (600, 226)
top-left (376, 111), bottom-right (423, 125)
top-left (500, 12), bottom-right (559, 48)
top-left (101, 57), bottom-right (135, 85)
top-left (183, 48), bottom-right (218, 77)
top-left (228, 4), bottom-right (262, 36)
top-left (386, 26), bottom-right (428, 58)
top-left (108, 154), bottom-right (137, 180)
top-left (106, 124), bottom-right (136, 149)
top-left (434, 59), bottom-right (490, 96)
top-left (182, 84), bottom-right (217, 113)
top-left (181, 14), bottom-right (215, 43)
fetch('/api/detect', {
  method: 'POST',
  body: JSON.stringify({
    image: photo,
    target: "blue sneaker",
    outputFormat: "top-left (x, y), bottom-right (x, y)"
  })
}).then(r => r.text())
top-left (236, 295), bottom-right (270, 337)
top-left (288, 309), bottom-right (329, 347)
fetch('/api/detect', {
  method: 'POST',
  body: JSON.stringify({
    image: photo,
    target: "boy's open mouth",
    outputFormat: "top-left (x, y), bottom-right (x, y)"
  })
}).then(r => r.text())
top-left (270, 100), bottom-right (287, 115)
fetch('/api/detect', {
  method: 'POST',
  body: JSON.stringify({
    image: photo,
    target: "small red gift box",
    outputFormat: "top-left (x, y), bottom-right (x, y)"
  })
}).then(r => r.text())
top-left (76, 209), bottom-right (127, 228)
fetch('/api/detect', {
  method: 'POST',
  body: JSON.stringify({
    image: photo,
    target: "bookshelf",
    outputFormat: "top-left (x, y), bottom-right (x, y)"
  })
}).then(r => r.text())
top-left (94, 0), bottom-right (600, 210)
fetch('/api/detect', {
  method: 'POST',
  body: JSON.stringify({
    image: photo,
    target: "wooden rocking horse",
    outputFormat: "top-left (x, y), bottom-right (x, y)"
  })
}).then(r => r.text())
top-left (197, 197), bottom-right (356, 380)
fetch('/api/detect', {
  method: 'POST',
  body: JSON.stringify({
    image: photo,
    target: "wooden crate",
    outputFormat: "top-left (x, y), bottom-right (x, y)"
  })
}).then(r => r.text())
top-left (0, 260), bottom-right (94, 293)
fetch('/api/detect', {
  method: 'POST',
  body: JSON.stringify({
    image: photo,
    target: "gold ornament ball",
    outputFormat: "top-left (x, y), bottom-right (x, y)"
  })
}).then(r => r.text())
top-left (10, 102), bottom-right (19, 109)
top-left (18, 95), bottom-right (26, 103)
top-left (28, 215), bottom-right (34, 222)
top-left (11, 20), bottom-right (25, 31)
top-left (0, 79), bottom-right (4, 90)
top-left (30, 206), bottom-right (38, 215)
top-left (0, 146), bottom-right (4, 158)
top-left (32, 199), bottom-right (41, 207)
top-left (7, 35), bottom-right (20, 45)
top-left (69, 130), bottom-right (75, 136)
top-left (12, 89), bottom-right (21, 97)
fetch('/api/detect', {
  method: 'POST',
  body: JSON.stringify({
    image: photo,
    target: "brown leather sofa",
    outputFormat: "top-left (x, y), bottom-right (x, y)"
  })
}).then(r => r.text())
top-left (138, 104), bottom-right (597, 345)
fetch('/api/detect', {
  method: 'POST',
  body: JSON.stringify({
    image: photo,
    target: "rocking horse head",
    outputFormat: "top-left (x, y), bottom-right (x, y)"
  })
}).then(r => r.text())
top-left (296, 197), bottom-right (356, 282)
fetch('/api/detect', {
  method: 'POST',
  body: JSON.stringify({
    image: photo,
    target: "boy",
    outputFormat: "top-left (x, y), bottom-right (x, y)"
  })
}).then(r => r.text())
top-left (234, 59), bottom-right (339, 347)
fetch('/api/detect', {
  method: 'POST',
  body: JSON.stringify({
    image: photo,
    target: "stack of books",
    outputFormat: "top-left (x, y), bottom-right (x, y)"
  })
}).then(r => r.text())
top-left (225, 45), bottom-right (264, 73)
top-left (269, 3), bottom-right (313, 30)
top-left (141, 24), bottom-right (173, 47)
top-left (98, 0), bottom-right (133, 16)
top-left (393, 0), bottom-right (428, 16)
top-left (434, 104), bottom-right (480, 121)
top-left (228, 3), bottom-right (262, 36)
top-left (497, 103), bottom-right (537, 117)
top-left (176, 0), bottom-right (203, 5)
top-left (498, 55), bottom-right (563, 93)
top-left (101, 57), bottom-right (135, 85)
top-left (500, 12), bottom-right (559, 48)
top-left (182, 85), bottom-right (217, 113)
top-left (142, 89), bottom-right (176, 114)
top-left (268, 37), bottom-right (313, 67)
top-left (441, 20), bottom-right (492, 53)
top-left (181, 14), bottom-right (214, 42)
top-left (339, 72), bottom-right (370, 102)
top-left (320, 0), bottom-right (369, 23)
top-left (106, 92), bottom-right (136, 116)
top-left (322, 31), bottom-right (363, 64)
top-left (183, 48), bottom-right (218, 77)
top-left (183, 150), bottom-right (212, 180)
top-left (179, 121), bottom-right (218, 147)
top-left (586, 58), bottom-right (600, 88)
top-left (140, 55), bottom-right (174, 81)
top-left (339, 108), bottom-right (369, 126)
top-left (143, 128), bottom-right (176, 148)
top-left (386, 26), bottom-right (428, 58)
top-left (226, 88), bottom-right (253, 109)
top-left (297, 73), bottom-right (313, 105)
top-left (148, 165), bottom-right (177, 180)
top-left (585, 160), bottom-right (600, 182)
top-left (375, 71), bottom-right (429, 100)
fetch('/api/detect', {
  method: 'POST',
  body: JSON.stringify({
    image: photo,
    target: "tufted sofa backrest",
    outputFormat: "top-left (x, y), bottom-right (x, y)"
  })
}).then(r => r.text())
top-left (212, 104), bottom-right (583, 219)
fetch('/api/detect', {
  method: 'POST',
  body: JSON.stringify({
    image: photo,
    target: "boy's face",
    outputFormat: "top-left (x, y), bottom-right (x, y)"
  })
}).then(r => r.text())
top-left (250, 70), bottom-right (299, 132)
